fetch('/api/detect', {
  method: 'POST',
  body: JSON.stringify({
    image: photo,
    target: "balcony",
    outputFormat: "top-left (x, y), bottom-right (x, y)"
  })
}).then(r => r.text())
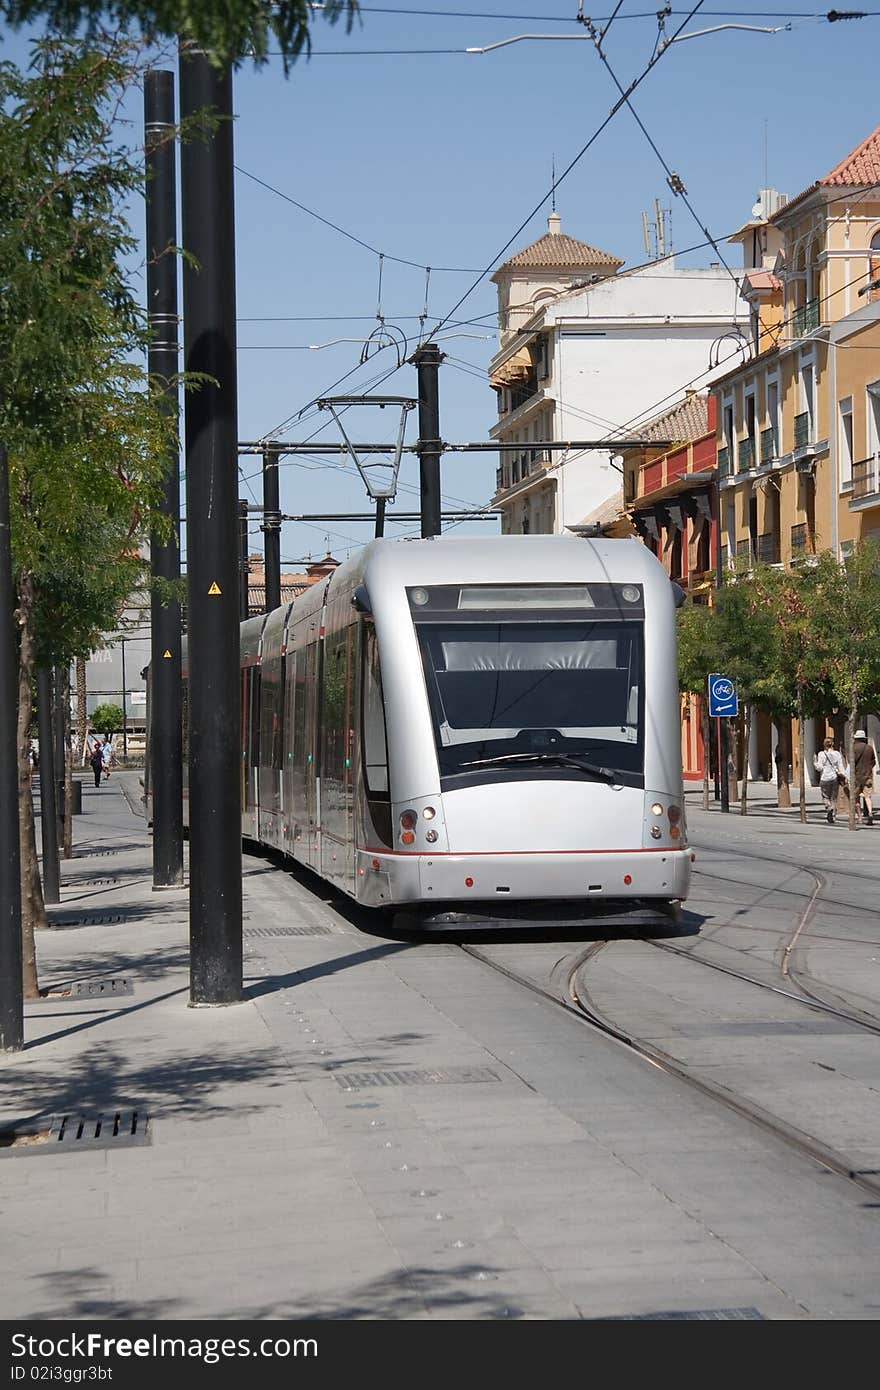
top-left (755, 532), bottom-right (780, 565)
top-left (792, 298), bottom-right (820, 337)
top-left (851, 454), bottom-right (880, 503)
top-left (737, 437), bottom-right (755, 473)
top-left (794, 412), bottom-right (812, 450)
top-left (717, 446), bottom-right (730, 480)
top-left (760, 424), bottom-right (778, 464)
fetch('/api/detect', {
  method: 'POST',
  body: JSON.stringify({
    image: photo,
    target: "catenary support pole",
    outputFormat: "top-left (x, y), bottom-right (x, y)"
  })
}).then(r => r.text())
top-left (36, 668), bottom-right (60, 905)
top-left (145, 69), bottom-right (184, 890)
top-left (179, 44), bottom-right (242, 1003)
top-left (239, 499), bottom-right (249, 620)
top-left (262, 444), bottom-right (281, 614)
top-left (53, 666), bottom-right (65, 844)
top-left (413, 344), bottom-right (443, 539)
top-left (0, 445), bottom-right (23, 1051)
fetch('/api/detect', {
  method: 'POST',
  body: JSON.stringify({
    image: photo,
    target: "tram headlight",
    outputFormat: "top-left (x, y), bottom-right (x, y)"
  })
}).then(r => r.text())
top-left (621, 585), bottom-right (640, 603)
top-left (650, 802), bottom-right (664, 816)
top-left (650, 826), bottom-right (662, 839)
top-left (422, 806), bottom-right (436, 819)
top-left (411, 587), bottom-right (430, 606)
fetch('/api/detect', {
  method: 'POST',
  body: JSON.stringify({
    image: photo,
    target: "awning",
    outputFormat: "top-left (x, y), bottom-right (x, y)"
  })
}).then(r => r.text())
top-left (490, 345), bottom-right (533, 387)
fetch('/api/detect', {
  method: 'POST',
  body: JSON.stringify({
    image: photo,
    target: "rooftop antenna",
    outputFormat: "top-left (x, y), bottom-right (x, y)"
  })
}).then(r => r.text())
top-left (551, 153), bottom-right (557, 212)
top-left (654, 198), bottom-right (666, 258)
top-left (641, 210), bottom-right (652, 259)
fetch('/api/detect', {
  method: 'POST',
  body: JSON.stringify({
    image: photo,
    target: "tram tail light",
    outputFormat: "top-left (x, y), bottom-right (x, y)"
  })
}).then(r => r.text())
top-left (399, 809), bottom-right (418, 846)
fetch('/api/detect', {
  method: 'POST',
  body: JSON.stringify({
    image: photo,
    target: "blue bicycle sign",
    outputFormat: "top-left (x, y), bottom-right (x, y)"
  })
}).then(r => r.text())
top-left (708, 673), bottom-right (739, 718)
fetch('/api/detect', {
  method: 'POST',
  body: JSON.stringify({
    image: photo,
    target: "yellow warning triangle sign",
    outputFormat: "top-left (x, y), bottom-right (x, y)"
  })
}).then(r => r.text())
top-left (163, 649), bottom-right (172, 659)
top-left (208, 582), bottom-right (222, 595)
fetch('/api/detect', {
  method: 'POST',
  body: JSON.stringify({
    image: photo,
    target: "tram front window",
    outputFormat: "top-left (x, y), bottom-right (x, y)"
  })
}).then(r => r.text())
top-left (415, 621), bottom-right (644, 787)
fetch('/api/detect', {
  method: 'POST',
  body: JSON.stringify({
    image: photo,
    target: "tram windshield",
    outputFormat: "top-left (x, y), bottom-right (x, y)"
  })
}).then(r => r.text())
top-left (415, 621), bottom-right (644, 786)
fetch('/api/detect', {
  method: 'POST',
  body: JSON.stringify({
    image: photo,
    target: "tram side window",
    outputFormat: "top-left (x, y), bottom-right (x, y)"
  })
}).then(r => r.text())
top-left (248, 669), bottom-right (261, 767)
top-left (362, 627), bottom-right (388, 794)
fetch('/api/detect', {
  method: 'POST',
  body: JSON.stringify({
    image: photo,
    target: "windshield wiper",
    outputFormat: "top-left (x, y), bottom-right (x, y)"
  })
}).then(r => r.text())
top-left (457, 752), bottom-right (621, 784)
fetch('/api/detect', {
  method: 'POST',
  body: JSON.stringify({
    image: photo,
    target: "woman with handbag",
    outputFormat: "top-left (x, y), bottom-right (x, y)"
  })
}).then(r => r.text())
top-left (814, 737), bottom-right (848, 824)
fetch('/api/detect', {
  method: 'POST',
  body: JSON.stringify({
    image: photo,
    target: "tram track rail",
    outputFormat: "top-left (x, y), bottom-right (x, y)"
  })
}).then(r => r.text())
top-left (460, 940), bottom-right (880, 1206)
top-left (687, 840), bottom-right (880, 1029)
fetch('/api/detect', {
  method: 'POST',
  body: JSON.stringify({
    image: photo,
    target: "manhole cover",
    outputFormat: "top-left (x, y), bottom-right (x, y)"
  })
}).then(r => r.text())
top-left (334, 1067), bottom-right (501, 1090)
top-left (244, 926), bottom-right (332, 938)
top-left (0, 1110), bottom-right (150, 1157)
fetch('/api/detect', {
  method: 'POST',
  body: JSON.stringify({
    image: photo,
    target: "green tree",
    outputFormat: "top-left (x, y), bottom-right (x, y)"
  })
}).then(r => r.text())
top-left (808, 541), bottom-right (880, 830)
top-left (676, 599), bottom-right (719, 810)
top-left (0, 1), bottom-right (359, 70)
top-left (1, 39), bottom-right (176, 994)
top-left (91, 702), bottom-right (124, 736)
top-left (712, 562), bottom-right (784, 814)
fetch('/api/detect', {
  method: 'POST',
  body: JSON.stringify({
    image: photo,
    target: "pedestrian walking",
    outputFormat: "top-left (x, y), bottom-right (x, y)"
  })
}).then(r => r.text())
top-left (814, 738), bottom-right (848, 824)
top-left (89, 738), bottom-right (104, 789)
top-left (852, 730), bottom-right (876, 825)
top-left (101, 735), bottom-right (112, 780)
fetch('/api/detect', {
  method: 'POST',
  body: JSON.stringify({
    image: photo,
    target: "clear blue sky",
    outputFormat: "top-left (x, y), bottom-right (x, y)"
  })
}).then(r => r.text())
top-left (4, 3), bottom-right (880, 568)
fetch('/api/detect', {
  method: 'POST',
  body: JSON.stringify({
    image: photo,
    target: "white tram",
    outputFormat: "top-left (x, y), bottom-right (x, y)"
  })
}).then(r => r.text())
top-left (225, 535), bottom-right (690, 927)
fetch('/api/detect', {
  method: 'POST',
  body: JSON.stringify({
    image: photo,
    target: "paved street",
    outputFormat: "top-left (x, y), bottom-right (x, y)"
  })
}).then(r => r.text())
top-left (0, 773), bottom-right (878, 1321)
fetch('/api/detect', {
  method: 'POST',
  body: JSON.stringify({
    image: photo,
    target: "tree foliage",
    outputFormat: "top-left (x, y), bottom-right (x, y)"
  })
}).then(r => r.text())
top-left (91, 702), bottom-right (124, 734)
top-left (1, 36), bottom-right (179, 988)
top-left (0, 1), bottom-right (360, 71)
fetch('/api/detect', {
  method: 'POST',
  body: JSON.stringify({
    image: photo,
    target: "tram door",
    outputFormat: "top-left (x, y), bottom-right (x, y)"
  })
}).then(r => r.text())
top-left (291, 626), bottom-right (320, 871)
top-left (320, 604), bottom-right (358, 893)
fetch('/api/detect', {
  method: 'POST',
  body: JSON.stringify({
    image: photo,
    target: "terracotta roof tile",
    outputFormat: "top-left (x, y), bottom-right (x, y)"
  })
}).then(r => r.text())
top-left (494, 231), bottom-right (623, 276)
top-left (775, 126), bottom-right (880, 217)
top-left (633, 393), bottom-right (710, 444)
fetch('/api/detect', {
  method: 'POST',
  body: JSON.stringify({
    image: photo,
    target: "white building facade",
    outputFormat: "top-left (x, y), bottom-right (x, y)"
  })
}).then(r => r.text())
top-left (489, 216), bottom-right (750, 533)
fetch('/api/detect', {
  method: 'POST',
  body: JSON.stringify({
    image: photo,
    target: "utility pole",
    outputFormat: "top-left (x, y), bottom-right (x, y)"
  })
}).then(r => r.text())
top-left (0, 445), bottom-right (22, 1052)
top-left (239, 500), bottom-right (249, 620)
top-left (413, 344), bottom-right (443, 539)
top-left (179, 44), bottom-right (242, 1004)
top-left (36, 669), bottom-right (60, 904)
top-left (262, 444), bottom-right (281, 613)
top-left (714, 502), bottom-right (730, 814)
top-left (145, 68), bottom-right (184, 890)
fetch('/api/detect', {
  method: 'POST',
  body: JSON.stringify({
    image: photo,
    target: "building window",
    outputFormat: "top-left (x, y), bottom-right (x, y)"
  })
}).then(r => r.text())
top-left (869, 230), bottom-right (880, 304)
top-left (839, 396), bottom-right (854, 488)
top-left (868, 381), bottom-right (880, 460)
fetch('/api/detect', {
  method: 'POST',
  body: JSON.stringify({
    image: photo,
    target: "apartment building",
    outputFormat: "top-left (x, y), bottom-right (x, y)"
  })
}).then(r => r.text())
top-left (488, 213), bottom-right (748, 534)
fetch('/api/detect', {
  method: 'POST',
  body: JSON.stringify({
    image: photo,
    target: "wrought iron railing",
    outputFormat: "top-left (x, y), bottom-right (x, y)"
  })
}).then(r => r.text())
top-left (760, 424), bottom-right (778, 463)
top-left (792, 298), bottom-right (819, 337)
top-left (737, 437), bottom-right (755, 472)
top-left (852, 454), bottom-right (880, 501)
top-left (790, 523), bottom-right (810, 555)
top-left (735, 537), bottom-right (753, 564)
top-left (794, 412), bottom-right (812, 450)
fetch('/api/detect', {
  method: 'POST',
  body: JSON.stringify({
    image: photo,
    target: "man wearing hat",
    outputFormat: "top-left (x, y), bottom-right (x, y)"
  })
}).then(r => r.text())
top-left (852, 730), bottom-right (876, 825)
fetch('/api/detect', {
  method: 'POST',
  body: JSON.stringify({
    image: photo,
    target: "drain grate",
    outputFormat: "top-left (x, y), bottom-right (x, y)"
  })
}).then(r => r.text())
top-left (72, 978), bottom-right (134, 998)
top-left (334, 1066), bottom-right (501, 1090)
top-left (0, 1110), bottom-right (150, 1157)
top-left (51, 912), bottom-right (125, 929)
top-left (600, 1308), bottom-right (765, 1321)
top-left (245, 925), bottom-right (332, 938)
